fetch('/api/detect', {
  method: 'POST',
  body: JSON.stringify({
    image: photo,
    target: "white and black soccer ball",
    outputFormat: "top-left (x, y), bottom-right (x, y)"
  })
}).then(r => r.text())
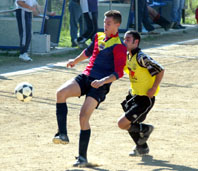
top-left (14, 82), bottom-right (33, 102)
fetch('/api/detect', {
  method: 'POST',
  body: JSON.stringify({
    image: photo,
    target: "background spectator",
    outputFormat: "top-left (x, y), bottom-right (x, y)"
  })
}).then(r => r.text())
top-left (134, 0), bottom-right (157, 34)
top-left (171, 0), bottom-right (186, 29)
top-left (127, 1), bottom-right (171, 31)
top-left (195, 5), bottom-right (198, 24)
top-left (77, 0), bottom-right (98, 44)
top-left (147, 6), bottom-right (171, 31)
top-left (15, 0), bottom-right (38, 62)
top-left (32, 3), bottom-right (56, 17)
top-left (69, 0), bottom-right (84, 47)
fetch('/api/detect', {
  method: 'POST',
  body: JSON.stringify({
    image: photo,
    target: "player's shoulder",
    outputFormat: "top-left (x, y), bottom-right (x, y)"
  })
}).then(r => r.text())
top-left (97, 32), bottom-right (105, 37)
top-left (137, 50), bottom-right (150, 60)
top-left (136, 50), bottom-right (151, 67)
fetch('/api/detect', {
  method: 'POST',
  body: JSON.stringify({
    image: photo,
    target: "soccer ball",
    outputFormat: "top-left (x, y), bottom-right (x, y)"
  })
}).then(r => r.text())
top-left (15, 82), bottom-right (33, 102)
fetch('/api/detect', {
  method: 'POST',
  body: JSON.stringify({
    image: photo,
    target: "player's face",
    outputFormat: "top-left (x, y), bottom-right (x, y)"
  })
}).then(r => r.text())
top-left (124, 34), bottom-right (138, 51)
top-left (104, 16), bottom-right (120, 37)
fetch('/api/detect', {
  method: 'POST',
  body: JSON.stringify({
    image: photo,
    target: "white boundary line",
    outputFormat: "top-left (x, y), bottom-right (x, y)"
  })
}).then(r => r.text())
top-left (1, 39), bottom-right (198, 77)
top-left (144, 38), bottom-right (198, 50)
top-left (1, 62), bottom-right (67, 77)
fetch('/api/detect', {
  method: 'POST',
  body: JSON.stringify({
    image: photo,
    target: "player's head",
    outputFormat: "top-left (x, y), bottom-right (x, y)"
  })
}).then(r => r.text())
top-left (124, 30), bottom-right (141, 51)
top-left (104, 10), bottom-right (122, 37)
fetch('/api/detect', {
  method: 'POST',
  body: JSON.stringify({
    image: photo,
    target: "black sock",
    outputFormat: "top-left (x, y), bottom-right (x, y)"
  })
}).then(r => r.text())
top-left (56, 103), bottom-right (68, 135)
top-left (137, 143), bottom-right (148, 148)
top-left (128, 131), bottom-right (148, 148)
top-left (128, 131), bottom-right (140, 145)
top-left (79, 129), bottom-right (91, 159)
top-left (128, 123), bottom-right (150, 148)
top-left (128, 123), bottom-right (140, 133)
top-left (128, 123), bottom-right (149, 133)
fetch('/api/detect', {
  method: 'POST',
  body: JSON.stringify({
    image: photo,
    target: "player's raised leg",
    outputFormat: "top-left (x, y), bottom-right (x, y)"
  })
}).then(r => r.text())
top-left (53, 78), bottom-right (81, 145)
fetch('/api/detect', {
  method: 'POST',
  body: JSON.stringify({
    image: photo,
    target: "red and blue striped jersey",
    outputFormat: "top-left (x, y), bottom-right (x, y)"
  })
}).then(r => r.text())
top-left (83, 32), bottom-right (127, 80)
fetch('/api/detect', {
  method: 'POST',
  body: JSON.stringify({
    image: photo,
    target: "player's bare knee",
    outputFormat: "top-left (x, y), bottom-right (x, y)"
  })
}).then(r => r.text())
top-left (118, 119), bottom-right (131, 130)
top-left (117, 120), bottom-right (126, 130)
top-left (56, 89), bottom-right (67, 102)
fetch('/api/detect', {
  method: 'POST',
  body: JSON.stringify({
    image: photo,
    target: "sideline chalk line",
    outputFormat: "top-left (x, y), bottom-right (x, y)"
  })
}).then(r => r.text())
top-left (1, 38), bottom-right (198, 77)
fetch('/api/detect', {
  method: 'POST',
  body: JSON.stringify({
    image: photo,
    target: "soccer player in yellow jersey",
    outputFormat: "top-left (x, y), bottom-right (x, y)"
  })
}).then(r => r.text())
top-left (118, 30), bottom-right (164, 156)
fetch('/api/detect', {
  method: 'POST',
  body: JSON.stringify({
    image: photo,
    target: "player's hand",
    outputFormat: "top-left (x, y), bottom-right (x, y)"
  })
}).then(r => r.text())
top-left (49, 12), bottom-right (56, 16)
top-left (66, 59), bottom-right (76, 68)
top-left (147, 87), bottom-right (156, 98)
top-left (31, 6), bottom-right (37, 13)
top-left (91, 80), bottom-right (105, 88)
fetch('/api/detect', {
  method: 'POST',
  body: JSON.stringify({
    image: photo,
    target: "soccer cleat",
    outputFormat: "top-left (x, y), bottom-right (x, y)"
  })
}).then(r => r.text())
top-left (71, 42), bottom-right (78, 47)
top-left (129, 146), bottom-right (149, 156)
top-left (19, 53), bottom-right (32, 62)
top-left (52, 133), bottom-right (69, 144)
top-left (73, 156), bottom-right (88, 167)
top-left (77, 37), bottom-right (87, 44)
top-left (138, 125), bottom-right (154, 145)
top-left (72, 39), bottom-right (78, 47)
top-left (178, 24), bottom-right (186, 29)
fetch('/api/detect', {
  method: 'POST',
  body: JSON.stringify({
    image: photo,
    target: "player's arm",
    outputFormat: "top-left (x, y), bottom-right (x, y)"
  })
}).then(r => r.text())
top-left (67, 35), bottom-right (96, 68)
top-left (32, 3), bottom-right (42, 16)
top-left (66, 50), bottom-right (88, 68)
top-left (17, 1), bottom-right (36, 11)
top-left (147, 69), bottom-right (164, 98)
top-left (33, 3), bottom-right (56, 16)
top-left (91, 44), bottom-right (127, 88)
top-left (113, 44), bottom-right (127, 78)
top-left (138, 53), bottom-right (165, 98)
top-left (91, 74), bottom-right (117, 88)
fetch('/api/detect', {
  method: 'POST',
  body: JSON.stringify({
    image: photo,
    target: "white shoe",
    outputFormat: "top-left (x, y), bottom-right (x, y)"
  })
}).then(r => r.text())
top-left (129, 146), bottom-right (149, 156)
top-left (19, 53), bottom-right (32, 62)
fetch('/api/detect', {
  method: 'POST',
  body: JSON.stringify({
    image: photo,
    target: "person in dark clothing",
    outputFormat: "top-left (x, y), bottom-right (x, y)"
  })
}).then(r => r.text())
top-left (77, 0), bottom-right (98, 44)
top-left (134, 0), bottom-right (157, 34)
top-left (147, 6), bottom-right (171, 31)
top-left (69, 0), bottom-right (84, 47)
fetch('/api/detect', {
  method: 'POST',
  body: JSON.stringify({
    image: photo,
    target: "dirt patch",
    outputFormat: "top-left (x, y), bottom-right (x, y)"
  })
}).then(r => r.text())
top-left (0, 29), bottom-right (198, 171)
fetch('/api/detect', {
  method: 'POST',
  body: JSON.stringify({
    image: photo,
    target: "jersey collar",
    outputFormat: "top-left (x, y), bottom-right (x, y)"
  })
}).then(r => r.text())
top-left (104, 32), bottom-right (119, 41)
top-left (131, 47), bottom-right (140, 56)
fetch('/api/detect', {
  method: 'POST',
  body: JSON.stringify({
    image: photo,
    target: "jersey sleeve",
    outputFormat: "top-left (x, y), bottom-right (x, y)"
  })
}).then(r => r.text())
top-left (84, 34), bottom-right (96, 57)
top-left (138, 52), bottom-right (164, 76)
top-left (113, 44), bottom-right (127, 79)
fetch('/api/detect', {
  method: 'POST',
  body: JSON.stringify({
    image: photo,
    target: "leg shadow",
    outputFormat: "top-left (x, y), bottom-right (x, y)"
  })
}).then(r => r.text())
top-left (139, 155), bottom-right (197, 171)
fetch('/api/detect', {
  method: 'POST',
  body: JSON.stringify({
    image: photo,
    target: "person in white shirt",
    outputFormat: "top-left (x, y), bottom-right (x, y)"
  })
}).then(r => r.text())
top-left (15, 0), bottom-right (37, 62)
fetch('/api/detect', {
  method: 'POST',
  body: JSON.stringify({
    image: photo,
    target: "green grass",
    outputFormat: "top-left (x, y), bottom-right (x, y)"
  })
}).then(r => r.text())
top-left (185, 15), bottom-right (197, 24)
top-left (185, 0), bottom-right (198, 24)
top-left (58, 1), bottom-right (198, 48)
top-left (59, 28), bottom-right (71, 47)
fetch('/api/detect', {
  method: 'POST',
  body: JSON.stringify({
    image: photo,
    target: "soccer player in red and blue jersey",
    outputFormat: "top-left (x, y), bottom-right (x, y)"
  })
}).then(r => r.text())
top-left (53, 10), bottom-right (127, 167)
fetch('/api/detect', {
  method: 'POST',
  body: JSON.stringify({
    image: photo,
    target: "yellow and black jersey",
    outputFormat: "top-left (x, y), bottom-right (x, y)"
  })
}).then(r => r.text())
top-left (124, 48), bottom-right (164, 96)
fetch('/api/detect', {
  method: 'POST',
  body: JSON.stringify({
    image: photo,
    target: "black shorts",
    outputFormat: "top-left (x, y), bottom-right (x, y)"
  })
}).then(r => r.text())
top-left (75, 74), bottom-right (110, 107)
top-left (121, 93), bottom-right (155, 123)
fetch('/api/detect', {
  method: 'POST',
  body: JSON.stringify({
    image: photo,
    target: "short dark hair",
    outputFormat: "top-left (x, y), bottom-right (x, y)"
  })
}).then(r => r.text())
top-left (104, 10), bottom-right (122, 24)
top-left (125, 30), bottom-right (141, 45)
